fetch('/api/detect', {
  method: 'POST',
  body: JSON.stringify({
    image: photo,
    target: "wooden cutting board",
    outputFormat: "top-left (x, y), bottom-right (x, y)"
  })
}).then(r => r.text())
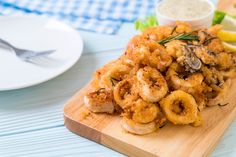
top-left (64, 2), bottom-right (236, 156)
top-left (64, 79), bottom-right (236, 157)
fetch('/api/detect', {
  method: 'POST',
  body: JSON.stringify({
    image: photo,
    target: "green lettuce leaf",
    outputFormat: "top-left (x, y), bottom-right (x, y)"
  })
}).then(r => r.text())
top-left (135, 15), bottom-right (158, 32)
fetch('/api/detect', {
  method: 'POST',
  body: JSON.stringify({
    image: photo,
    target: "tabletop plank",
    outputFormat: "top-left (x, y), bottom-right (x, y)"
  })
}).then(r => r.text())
top-left (0, 122), bottom-right (235, 157)
top-left (0, 50), bottom-right (122, 136)
top-left (211, 122), bottom-right (236, 157)
top-left (0, 127), bottom-right (123, 157)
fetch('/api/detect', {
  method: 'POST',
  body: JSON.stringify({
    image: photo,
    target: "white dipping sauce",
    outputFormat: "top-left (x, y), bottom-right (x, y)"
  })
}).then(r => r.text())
top-left (158, 0), bottom-right (212, 19)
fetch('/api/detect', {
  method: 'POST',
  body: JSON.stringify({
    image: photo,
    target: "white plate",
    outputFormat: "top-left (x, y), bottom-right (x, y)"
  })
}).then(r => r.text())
top-left (0, 15), bottom-right (83, 91)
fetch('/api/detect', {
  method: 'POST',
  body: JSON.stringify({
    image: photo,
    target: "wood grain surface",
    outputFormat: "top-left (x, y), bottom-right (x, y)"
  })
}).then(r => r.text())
top-left (64, 79), bottom-right (236, 157)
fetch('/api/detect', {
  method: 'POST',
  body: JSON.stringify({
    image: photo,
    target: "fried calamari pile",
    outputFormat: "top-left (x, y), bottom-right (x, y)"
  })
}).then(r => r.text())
top-left (84, 21), bottom-right (236, 135)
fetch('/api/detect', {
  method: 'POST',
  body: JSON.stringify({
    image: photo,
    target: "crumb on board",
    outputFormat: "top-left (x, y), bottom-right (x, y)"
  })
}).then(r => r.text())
top-left (80, 110), bottom-right (92, 120)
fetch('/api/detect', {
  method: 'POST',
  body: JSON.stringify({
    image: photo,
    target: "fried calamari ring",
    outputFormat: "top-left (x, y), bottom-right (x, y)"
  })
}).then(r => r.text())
top-left (137, 66), bottom-right (168, 102)
top-left (166, 63), bottom-right (204, 92)
top-left (113, 78), bottom-right (139, 109)
top-left (131, 99), bottom-right (158, 124)
top-left (121, 117), bottom-right (157, 135)
top-left (99, 64), bottom-right (131, 89)
top-left (160, 90), bottom-right (198, 125)
top-left (92, 60), bottom-right (119, 88)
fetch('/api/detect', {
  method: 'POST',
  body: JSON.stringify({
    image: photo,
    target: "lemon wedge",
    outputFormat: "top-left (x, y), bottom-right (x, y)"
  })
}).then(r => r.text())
top-left (222, 42), bottom-right (236, 52)
top-left (217, 16), bottom-right (236, 42)
top-left (218, 30), bottom-right (236, 42)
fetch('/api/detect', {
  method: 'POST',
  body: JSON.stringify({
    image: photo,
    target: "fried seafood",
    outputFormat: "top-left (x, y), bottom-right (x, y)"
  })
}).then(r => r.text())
top-left (121, 117), bottom-right (157, 135)
top-left (84, 21), bottom-right (236, 135)
top-left (191, 113), bottom-right (203, 127)
top-left (84, 88), bottom-right (114, 114)
top-left (130, 99), bottom-right (159, 124)
top-left (126, 38), bottom-right (163, 67)
top-left (201, 66), bottom-right (224, 87)
top-left (142, 26), bottom-right (173, 41)
top-left (126, 35), bottom-right (160, 53)
top-left (122, 100), bottom-right (166, 134)
top-left (166, 63), bottom-right (204, 92)
top-left (127, 45), bottom-right (151, 65)
top-left (192, 91), bottom-right (209, 111)
top-left (137, 66), bottom-right (168, 102)
top-left (203, 25), bottom-right (225, 53)
top-left (198, 29), bottom-right (210, 44)
top-left (177, 44), bottom-right (202, 72)
top-left (92, 60), bottom-right (119, 88)
top-left (207, 79), bottom-right (232, 106)
top-left (149, 48), bottom-right (173, 72)
top-left (160, 90), bottom-right (198, 125)
top-left (99, 64), bottom-right (131, 89)
top-left (207, 24), bottom-right (222, 35)
top-left (194, 46), bottom-right (217, 65)
top-left (217, 53), bottom-right (235, 70)
top-left (221, 68), bottom-right (236, 79)
top-left (206, 38), bottom-right (224, 53)
top-left (165, 40), bottom-right (186, 58)
top-left (113, 78), bottom-right (139, 109)
top-left (175, 21), bottom-right (192, 33)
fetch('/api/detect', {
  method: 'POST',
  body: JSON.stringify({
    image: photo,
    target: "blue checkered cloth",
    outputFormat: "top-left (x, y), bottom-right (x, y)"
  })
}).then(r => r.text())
top-left (0, 0), bottom-right (155, 34)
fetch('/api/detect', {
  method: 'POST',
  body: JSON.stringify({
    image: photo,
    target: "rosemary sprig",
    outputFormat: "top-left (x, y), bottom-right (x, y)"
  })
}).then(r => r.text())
top-left (170, 26), bottom-right (177, 35)
top-left (158, 32), bottom-right (199, 45)
top-left (158, 33), bottom-right (183, 45)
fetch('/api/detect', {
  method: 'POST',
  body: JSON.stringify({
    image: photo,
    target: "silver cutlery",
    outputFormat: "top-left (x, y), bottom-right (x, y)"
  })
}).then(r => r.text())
top-left (0, 38), bottom-right (55, 61)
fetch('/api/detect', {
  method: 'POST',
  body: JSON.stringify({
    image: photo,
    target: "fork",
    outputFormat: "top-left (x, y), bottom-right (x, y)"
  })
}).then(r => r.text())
top-left (0, 38), bottom-right (55, 61)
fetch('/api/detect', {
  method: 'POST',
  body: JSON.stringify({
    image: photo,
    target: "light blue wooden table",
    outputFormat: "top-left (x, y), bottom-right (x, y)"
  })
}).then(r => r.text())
top-left (0, 1), bottom-right (236, 156)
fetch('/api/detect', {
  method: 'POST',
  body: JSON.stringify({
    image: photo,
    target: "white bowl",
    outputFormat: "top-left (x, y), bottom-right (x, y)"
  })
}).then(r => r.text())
top-left (155, 0), bottom-right (215, 29)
